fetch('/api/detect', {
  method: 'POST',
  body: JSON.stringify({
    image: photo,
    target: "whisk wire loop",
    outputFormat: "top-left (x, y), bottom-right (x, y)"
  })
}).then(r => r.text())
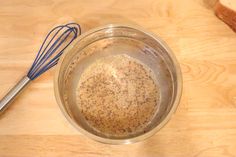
top-left (27, 23), bottom-right (81, 80)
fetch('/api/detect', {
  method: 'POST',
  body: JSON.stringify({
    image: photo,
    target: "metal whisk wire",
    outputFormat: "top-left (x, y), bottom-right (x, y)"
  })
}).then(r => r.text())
top-left (0, 22), bottom-right (81, 114)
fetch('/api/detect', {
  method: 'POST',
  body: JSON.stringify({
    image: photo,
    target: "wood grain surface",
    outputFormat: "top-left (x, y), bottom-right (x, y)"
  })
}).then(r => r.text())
top-left (0, 0), bottom-right (236, 156)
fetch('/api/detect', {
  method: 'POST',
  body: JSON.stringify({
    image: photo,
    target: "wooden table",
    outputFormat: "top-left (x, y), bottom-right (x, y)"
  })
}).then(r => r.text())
top-left (0, 0), bottom-right (236, 156)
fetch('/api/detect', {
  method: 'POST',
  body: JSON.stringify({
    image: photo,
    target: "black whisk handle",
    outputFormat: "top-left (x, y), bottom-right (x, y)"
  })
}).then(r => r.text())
top-left (0, 76), bottom-right (31, 114)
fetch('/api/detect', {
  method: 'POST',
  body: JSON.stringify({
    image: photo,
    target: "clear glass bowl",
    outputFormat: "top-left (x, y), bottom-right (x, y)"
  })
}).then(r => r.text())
top-left (54, 24), bottom-right (182, 144)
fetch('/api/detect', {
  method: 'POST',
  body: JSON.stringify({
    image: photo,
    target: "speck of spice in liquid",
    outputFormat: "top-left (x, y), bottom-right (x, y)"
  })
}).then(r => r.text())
top-left (76, 54), bottom-right (160, 137)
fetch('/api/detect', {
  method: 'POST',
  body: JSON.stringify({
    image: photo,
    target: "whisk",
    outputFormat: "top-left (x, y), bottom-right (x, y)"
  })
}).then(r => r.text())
top-left (0, 23), bottom-right (81, 114)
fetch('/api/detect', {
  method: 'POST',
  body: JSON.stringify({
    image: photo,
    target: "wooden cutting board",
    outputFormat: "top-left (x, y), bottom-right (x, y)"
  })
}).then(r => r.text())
top-left (0, 0), bottom-right (236, 156)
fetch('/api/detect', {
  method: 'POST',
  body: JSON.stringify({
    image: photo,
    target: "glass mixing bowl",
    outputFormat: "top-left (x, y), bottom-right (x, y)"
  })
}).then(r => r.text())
top-left (54, 24), bottom-right (182, 144)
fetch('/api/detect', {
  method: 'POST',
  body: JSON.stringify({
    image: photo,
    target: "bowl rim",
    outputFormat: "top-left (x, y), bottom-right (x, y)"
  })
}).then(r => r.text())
top-left (54, 24), bottom-right (183, 144)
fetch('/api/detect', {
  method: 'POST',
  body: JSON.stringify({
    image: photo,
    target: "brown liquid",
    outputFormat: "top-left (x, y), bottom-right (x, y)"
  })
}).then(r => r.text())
top-left (76, 54), bottom-right (160, 137)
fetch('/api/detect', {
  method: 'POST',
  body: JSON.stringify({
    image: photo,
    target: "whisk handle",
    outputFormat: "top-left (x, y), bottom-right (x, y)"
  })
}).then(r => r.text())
top-left (0, 76), bottom-right (31, 114)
